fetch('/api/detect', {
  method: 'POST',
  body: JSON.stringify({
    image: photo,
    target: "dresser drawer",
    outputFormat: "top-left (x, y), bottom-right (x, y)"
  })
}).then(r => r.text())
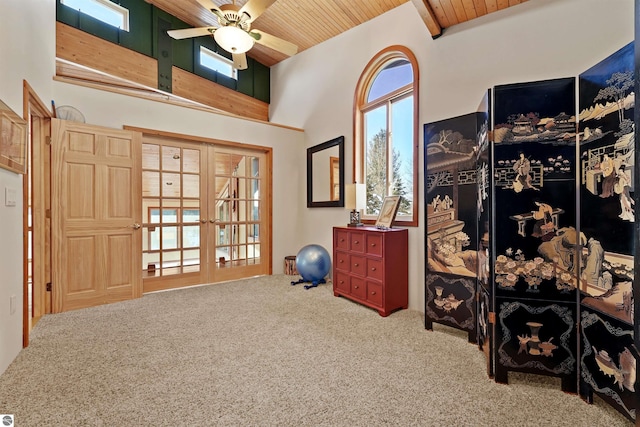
top-left (366, 258), bottom-right (383, 281)
top-left (366, 233), bottom-right (383, 257)
top-left (350, 276), bottom-right (367, 300)
top-left (367, 281), bottom-right (383, 307)
top-left (335, 229), bottom-right (350, 251)
top-left (350, 254), bottom-right (366, 276)
top-left (334, 271), bottom-right (350, 293)
top-left (349, 231), bottom-right (366, 253)
top-left (335, 251), bottom-right (350, 272)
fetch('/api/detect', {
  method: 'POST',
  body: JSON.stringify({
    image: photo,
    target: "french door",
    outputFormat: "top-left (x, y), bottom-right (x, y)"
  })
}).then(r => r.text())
top-left (141, 136), bottom-right (270, 293)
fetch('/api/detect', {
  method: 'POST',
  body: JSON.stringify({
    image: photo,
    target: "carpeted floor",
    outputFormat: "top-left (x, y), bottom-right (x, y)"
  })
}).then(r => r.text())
top-left (0, 275), bottom-right (631, 426)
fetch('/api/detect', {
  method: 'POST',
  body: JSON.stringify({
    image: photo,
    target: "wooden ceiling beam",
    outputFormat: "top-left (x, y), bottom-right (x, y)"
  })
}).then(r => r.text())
top-left (410, 0), bottom-right (443, 39)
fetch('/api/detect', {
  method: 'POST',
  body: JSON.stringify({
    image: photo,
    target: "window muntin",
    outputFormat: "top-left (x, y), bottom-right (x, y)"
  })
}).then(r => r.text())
top-left (200, 46), bottom-right (237, 80)
top-left (356, 47), bottom-right (418, 226)
top-left (60, 0), bottom-right (130, 31)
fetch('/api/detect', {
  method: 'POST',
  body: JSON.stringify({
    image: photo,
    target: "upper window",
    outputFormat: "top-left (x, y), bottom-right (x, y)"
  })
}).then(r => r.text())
top-left (61, 0), bottom-right (130, 31)
top-left (354, 47), bottom-right (419, 226)
top-left (200, 46), bottom-right (237, 80)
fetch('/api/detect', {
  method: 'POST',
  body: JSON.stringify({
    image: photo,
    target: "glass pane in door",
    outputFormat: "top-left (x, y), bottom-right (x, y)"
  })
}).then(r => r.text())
top-left (212, 149), bottom-right (264, 271)
top-left (142, 142), bottom-right (202, 278)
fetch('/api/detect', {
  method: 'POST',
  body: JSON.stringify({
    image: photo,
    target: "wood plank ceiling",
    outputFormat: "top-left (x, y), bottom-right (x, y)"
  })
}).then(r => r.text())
top-left (147, 0), bottom-right (528, 67)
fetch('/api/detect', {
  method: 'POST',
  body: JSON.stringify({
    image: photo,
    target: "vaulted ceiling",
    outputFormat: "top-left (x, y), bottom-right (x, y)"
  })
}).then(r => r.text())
top-left (147, 0), bottom-right (529, 67)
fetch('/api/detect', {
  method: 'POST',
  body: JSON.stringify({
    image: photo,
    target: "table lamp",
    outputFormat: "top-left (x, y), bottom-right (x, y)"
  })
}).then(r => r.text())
top-left (345, 183), bottom-right (366, 227)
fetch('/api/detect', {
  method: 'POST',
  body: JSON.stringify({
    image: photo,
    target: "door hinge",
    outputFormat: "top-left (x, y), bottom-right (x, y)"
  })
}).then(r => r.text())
top-left (488, 311), bottom-right (496, 324)
top-left (46, 282), bottom-right (52, 292)
top-left (45, 136), bottom-right (52, 145)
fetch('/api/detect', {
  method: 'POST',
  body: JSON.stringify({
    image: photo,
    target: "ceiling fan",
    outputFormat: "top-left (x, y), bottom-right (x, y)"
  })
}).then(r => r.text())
top-left (167, 0), bottom-right (298, 70)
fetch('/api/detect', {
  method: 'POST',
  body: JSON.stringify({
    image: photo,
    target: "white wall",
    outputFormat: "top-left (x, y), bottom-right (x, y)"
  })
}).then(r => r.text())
top-left (270, 0), bottom-right (634, 311)
top-left (0, 0), bottom-right (56, 376)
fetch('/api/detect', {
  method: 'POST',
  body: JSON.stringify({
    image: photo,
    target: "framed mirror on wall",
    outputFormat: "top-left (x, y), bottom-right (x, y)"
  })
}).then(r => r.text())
top-left (307, 136), bottom-right (344, 207)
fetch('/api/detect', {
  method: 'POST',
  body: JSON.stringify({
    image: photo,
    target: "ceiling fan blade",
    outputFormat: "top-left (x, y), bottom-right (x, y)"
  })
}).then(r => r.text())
top-left (167, 27), bottom-right (216, 40)
top-left (238, 0), bottom-right (276, 23)
top-left (251, 30), bottom-right (298, 56)
top-left (232, 53), bottom-right (248, 70)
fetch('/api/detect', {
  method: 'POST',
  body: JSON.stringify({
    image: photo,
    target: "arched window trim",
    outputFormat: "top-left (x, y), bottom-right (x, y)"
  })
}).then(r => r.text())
top-left (353, 45), bottom-right (419, 227)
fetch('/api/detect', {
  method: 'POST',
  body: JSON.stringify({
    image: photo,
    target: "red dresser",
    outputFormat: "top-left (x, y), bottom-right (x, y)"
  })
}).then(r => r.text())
top-left (333, 226), bottom-right (408, 316)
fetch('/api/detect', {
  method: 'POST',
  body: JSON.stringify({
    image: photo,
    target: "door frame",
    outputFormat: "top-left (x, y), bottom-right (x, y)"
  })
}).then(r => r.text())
top-left (22, 80), bottom-right (53, 347)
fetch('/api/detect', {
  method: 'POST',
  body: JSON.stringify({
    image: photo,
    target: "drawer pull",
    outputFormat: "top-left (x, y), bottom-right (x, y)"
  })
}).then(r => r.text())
top-left (371, 291), bottom-right (376, 295)
top-left (371, 267), bottom-right (376, 271)
top-left (354, 263), bottom-right (359, 267)
top-left (354, 240), bottom-right (359, 244)
top-left (339, 280), bottom-right (344, 284)
top-left (339, 259), bottom-right (344, 263)
top-left (371, 243), bottom-right (376, 247)
top-left (340, 238), bottom-right (345, 242)
top-left (354, 285), bottom-right (359, 289)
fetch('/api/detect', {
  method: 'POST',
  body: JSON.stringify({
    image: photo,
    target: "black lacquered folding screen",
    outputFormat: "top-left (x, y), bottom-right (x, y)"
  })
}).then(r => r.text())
top-left (577, 42), bottom-right (637, 422)
top-left (422, 40), bottom-right (639, 423)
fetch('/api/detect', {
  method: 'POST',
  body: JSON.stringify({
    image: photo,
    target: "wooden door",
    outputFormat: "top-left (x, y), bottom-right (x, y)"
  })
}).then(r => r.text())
top-left (207, 146), bottom-right (270, 282)
top-left (51, 119), bottom-right (142, 312)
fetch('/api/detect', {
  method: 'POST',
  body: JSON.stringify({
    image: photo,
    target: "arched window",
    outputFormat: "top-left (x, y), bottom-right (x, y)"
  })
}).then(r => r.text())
top-left (354, 46), bottom-right (418, 226)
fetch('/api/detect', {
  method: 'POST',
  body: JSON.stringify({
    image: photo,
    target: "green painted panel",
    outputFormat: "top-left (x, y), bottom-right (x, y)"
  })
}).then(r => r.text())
top-left (119, 0), bottom-right (153, 56)
top-left (171, 17), bottom-right (194, 72)
top-left (237, 61), bottom-right (254, 96)
top-left (253, 62), bottom-right (270, 103)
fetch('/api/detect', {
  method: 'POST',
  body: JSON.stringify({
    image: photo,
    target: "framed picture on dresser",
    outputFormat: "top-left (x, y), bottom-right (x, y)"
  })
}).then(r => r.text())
top-left (376, 196), bottom-right (401, 228)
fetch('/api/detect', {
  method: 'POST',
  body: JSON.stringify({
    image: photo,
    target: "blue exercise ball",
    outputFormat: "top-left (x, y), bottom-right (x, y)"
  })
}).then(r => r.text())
top-left (296, 244), bottom-right (331, 283)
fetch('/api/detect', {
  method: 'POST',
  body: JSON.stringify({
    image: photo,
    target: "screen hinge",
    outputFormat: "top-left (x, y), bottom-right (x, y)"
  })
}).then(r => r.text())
top-left (488, 312), bottom-right (496, 324)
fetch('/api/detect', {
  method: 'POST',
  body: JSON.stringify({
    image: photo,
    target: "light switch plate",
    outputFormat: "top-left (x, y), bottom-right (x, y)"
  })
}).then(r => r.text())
top-left (5, 187), bottom-right (16, 207)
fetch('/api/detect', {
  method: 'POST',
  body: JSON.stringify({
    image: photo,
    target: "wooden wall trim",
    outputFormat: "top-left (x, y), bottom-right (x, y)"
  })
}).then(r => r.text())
top-left (123, 125), bottom-right (279, 151)
top-left (171, 67), bottom-right (268, 121)
top-left (56, 22), bottom-right (271, 121)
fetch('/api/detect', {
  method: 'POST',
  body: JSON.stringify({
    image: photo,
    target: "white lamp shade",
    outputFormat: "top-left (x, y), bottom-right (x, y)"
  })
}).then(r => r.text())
top-left (214, 26), bottom-right (255, 54)
top-left (345, 183), bottom-right (366, 210)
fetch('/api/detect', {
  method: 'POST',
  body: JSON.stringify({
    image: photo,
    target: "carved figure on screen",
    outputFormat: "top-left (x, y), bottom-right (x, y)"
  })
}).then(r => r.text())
top-left (512, 152), bottom-right (535, 193)
top-left (537, 227), bottom-right (586, 277)
top-left (431, 195), bottom-right (441, 212)
top-left (614, 163), bottom-right (634, 221)
top-left (581, 237), bottom-right (604, 284)
top-left (442, 195), bottom-right (452, 210)
top-left (599, 154), bottom-right (616, 198)
top-left (531, 201), bottom-right (555, 239)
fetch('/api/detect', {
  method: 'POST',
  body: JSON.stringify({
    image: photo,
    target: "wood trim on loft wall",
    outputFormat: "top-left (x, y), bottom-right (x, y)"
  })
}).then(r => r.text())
top-left (56, 22), bottom-right (269, 121)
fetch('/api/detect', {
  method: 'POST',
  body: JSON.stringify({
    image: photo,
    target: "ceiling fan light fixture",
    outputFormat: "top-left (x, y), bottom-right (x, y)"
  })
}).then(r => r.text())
top-left (214, 26), bottom-right (255, 54)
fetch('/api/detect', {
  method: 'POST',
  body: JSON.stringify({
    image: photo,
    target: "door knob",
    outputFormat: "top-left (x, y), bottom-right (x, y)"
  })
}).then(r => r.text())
top-left (131, 223), bottom-right (141, 229)
top-left (200, 219), bottom-right (207, 224)
top-left (210, 219), bottom-right (220, 223)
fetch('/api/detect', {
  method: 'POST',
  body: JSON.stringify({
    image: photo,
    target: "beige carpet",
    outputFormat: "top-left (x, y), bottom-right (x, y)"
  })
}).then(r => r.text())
top-left (0, 275), bottom-right (630, 426)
